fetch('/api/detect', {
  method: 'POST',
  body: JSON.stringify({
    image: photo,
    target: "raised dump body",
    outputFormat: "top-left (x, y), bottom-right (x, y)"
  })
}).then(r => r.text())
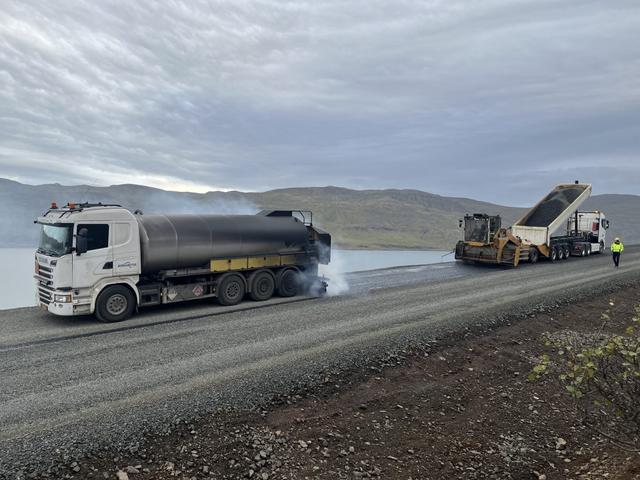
top-left (511, 183), bottom-right (592, 246)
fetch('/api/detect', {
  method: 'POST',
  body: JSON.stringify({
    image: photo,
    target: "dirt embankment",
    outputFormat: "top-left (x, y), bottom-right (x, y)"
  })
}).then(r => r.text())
top-left (34, 285), bottom-right (640, 480)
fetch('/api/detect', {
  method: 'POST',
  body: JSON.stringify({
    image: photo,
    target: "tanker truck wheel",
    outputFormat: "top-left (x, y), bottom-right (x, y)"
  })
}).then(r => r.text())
top-left (277, 269), bottom-right (299, 297)
top-left (217, 274), bottom-right (246, 306)
top-left (249, 270), bottom-right (275, 301)
top-left (95, 285), bottom-right (135, 322)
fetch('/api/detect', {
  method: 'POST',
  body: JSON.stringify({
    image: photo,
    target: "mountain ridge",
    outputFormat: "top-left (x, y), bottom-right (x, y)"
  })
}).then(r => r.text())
top-left (1, 179), bottom-right (636, 249)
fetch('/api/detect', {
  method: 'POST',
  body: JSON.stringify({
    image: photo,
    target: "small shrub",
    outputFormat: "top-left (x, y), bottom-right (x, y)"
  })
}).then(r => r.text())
top-left (530, 304), bottom-right (640, 450)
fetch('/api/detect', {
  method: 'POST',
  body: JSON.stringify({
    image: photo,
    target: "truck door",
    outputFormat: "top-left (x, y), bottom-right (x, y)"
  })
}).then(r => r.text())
top-left (73, 223), bottom-right (113, 288)
top-left (112, 222), bottom-right (141, 276)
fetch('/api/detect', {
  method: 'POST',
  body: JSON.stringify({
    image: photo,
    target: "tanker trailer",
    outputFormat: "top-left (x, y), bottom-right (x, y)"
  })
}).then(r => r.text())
top-left (34, 203), bottom-right (331, 322)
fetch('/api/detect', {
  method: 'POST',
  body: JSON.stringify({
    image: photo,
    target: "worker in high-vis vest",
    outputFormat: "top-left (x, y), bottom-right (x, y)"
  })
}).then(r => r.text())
top-left (611, 238), bottom-right (624, 268)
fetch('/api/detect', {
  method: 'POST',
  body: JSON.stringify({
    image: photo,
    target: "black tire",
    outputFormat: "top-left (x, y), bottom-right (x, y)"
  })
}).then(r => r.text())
top-left (277, 269), bottom-right (299, 297)
top-left (529, 247), bottom-right (539, 264)
top-left (586, 244), bottom-right (592, 256)
top-left (217, 274), bottom-right (246, 306)
top-left (562, 246), bottom-right (570, 260)
top-left (249, 270), bottom-right (275, 301)
top-left (95, 284), bottom-right (135, 322)
top-left (550, 246), bottom-right (558, 262)
top-left (581, 245), bottom-right (587, 257)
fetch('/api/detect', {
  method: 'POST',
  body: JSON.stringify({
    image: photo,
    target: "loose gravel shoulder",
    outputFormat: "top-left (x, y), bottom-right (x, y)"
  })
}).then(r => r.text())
top-left (1, 248), bottom-right (639, 478)
top-left (41, 283), bottom-right (640, 480)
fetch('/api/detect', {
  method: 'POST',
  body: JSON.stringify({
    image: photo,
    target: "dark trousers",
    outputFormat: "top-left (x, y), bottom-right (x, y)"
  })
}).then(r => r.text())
top-left (612, 252), bottom-right (620, 267)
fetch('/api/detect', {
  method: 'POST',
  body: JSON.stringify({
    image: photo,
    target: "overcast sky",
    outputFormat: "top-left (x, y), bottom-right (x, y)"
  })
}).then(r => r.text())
top-left (1, 1), bottom-right (639, 205)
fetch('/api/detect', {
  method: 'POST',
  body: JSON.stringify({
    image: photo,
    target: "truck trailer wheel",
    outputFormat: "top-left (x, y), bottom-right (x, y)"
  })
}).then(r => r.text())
top-left (550, 246), bottom-right (558, 262)
top-left (562, 246), bottom-right (570, 260)
top-left (277, 269), bottom-right (299, 297)
top-left (529, 247), bottom-right (539, 264)
top-left (249, 270), bottom-right (275, 301)
top-left (217, 274), bottom-right (246, 306)
top-left (95, 285), bottom-right (136, 322)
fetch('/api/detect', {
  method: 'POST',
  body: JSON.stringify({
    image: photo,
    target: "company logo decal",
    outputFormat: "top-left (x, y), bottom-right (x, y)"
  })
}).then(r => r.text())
top-left (117, 261), bottom-right (137, 269)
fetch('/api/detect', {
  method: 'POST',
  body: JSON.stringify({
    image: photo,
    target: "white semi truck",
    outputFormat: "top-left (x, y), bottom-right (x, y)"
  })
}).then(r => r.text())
top-left (455, 182), bottom-right (609, 266)
top-left (35, 203), bottom-right (331, 322)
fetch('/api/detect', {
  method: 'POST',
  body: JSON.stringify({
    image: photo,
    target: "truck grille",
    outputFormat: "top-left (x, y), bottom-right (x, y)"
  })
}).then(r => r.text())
top-left (37, 264), bottom-right (53, 280)
top-left (35, 262), bottom-right (54, 305)
top-left (38, 284), bottom-right (53, 305)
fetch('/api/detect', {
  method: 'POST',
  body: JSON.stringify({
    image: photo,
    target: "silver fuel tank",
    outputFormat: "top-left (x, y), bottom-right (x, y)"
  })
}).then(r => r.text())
top-left (136, 214), bottom-right (310, 274)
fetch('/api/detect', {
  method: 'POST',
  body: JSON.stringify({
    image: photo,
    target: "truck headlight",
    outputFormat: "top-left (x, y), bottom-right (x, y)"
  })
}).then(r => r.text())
top-left (54, 294), bottom-right (72, 303)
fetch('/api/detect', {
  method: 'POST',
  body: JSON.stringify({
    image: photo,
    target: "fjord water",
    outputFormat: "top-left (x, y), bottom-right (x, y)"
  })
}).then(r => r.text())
top-left (0, 248), bottom-right (451, 310)
top-left (2, 248), bottom-right (37, 310)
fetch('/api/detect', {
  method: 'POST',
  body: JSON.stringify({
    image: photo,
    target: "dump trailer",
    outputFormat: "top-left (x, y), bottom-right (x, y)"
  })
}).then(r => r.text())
top-left (455, 182), bottom-right (609, 266)
top-left (34, 203), bottom-right (331, 322)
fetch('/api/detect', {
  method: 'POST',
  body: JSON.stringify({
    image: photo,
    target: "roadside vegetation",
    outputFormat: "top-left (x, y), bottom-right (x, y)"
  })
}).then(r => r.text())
top-left (531, 303), bottom-right (640, 451)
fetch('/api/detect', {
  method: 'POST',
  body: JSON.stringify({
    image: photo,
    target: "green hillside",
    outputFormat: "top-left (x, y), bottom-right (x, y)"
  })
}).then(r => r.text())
top-left (0, 179), bottom-right (636, 249)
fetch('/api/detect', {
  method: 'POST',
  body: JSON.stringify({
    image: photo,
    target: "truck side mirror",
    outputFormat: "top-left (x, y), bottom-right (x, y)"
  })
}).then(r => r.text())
top-left (76, 228), bottom-right (88, 255)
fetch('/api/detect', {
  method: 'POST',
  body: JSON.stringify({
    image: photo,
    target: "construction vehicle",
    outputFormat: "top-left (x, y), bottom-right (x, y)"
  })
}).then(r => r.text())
top-left (34, 203), bottom-right (331, 322)
top-left (455, 182), bottom-right (609, 266)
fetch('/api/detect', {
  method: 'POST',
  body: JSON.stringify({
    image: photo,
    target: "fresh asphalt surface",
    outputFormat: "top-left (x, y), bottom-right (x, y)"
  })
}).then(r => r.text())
top-left (1, 248), bottom-right (639, 475)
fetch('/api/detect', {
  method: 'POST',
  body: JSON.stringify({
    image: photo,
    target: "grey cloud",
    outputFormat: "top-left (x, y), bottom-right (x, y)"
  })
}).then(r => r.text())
top-left (0, 0), bottom-right (639, 203)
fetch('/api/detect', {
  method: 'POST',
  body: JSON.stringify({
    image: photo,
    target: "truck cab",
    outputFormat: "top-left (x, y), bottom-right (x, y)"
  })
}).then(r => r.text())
top-left (35, 203), bottom-right (141, 317)
top-left (459, 214), bottom-right (502, 244)
top-left (564, 210), bottom-right (609, 254)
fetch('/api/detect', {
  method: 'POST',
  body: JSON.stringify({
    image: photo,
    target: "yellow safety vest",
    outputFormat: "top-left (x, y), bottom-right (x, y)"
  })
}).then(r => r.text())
top-left (611, 242), bottom-right (624, 253)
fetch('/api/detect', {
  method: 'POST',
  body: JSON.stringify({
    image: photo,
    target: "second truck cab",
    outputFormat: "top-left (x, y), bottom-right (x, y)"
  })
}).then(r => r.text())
top-left (565, 211), bottom-right (609, 254)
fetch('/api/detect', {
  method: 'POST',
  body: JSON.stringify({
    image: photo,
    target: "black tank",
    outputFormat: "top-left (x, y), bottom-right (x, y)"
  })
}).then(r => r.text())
top-left (136, 214), bottom-right (309, 273)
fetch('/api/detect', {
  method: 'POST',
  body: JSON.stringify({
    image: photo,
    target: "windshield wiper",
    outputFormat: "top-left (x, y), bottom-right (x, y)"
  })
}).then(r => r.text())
top-left (37, 248), bottom-right (60, 257)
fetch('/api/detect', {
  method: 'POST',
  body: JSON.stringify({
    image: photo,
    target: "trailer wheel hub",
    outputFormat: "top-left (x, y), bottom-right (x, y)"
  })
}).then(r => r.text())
top-left (226, 282), bottom-right (241, 299)
top-left (256, 278), bottom-right (271, 295)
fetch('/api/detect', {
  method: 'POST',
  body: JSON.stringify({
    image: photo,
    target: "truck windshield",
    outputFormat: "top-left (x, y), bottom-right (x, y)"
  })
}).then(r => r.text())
top-left (38, 224), bottom-right (73, 257)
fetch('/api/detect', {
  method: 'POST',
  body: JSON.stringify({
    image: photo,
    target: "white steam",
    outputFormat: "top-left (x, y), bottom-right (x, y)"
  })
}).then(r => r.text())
top-left (139, 191), bottom-right (258, 215)
top-left (319, 247), bottom-right (350, 297)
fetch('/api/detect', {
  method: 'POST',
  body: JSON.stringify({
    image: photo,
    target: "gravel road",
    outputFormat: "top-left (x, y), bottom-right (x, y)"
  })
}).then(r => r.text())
top-left (1, 248), bottom-right (639, 477)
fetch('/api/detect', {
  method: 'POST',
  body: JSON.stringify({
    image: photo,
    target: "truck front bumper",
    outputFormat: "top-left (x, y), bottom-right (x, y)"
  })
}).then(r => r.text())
top-left (43, 300), bottom-right (75, 316)
top-left (39, 293), bottom-right (92, 316)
